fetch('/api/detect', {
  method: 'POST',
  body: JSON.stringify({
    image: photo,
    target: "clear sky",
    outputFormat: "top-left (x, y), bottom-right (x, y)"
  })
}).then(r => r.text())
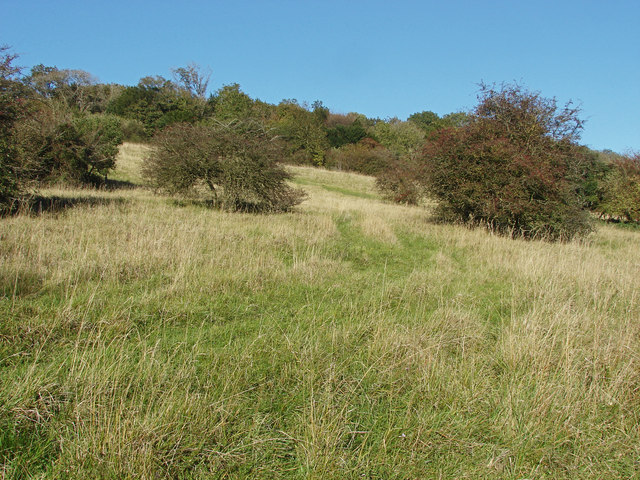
top-left (2, 0), bottom-right (638, 152)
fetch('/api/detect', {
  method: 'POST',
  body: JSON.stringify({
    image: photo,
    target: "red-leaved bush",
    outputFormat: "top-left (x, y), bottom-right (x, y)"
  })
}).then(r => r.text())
top-left (378, 83), bottom-right (594, 241)
top-left (421, 122), bottom-right (591, 240)
top-left (325, 138), bottom-right (394, 176)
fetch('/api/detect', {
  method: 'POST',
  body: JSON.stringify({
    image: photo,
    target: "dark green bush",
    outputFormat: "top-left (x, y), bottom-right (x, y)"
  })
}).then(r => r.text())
top-left (143, 122), bottom-right (306, 212)
top-left (13, 110), bottom-right (123, 185)
top-left (106, 77), bottom-right (206, 136)
top-left (326, 122), bottom-right (368, 148)
top-left (72, 114), bottom-right (124, 178)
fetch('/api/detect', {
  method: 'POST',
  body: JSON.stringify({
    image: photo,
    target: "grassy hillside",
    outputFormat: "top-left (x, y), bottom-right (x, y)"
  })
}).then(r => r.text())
top-left (1, 144), bottom-right (639, 479)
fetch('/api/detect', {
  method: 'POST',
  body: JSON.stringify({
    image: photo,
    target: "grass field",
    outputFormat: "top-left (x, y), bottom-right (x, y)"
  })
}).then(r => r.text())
top-left (1, 143), bottom-right (639, 479)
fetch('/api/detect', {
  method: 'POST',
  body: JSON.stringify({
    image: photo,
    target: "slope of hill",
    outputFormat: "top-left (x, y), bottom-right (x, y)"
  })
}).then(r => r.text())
top-left (1, 144), bottom-right (639, 478)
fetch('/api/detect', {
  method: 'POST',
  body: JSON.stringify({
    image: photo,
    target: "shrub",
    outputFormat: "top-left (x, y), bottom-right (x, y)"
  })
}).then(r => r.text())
top-left (72, 114), bottom-right (124, 179)
top-left (13, 111), bottom-right (123, 185)
top-left (375, 154), bottom-right (423, 205)
top-left (325, 138), bottom-right (394, 176)
top-left (422, 123), bottom-right (592, 240)
top-left (598, 153), bottom-right (640, 223)
top-left (143, 122), bottom-right (306, 212)
top-left (389, 83), bottom-right (594, 241)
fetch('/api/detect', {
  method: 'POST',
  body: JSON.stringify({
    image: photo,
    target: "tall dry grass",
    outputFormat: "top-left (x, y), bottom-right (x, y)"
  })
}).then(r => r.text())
top-left (0, 145), bottom-right (638, 478)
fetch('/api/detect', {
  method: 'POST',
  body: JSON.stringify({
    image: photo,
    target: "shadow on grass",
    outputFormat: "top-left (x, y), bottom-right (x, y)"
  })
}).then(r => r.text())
top-left (1, 195), bottom-right (128, 217)
top-left (103, 178), bottom-right (139, 190)
top-left (169, 198), bottom-right (293, 214)
top-left (169, 198), bottom-right (268, 213)
top-left (66, 172), bottom-right (141, 191)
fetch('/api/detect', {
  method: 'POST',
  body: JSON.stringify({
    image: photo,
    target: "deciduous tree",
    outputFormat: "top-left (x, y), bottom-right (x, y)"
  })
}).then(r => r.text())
top-left (143, 121), bottom-right (306, 212)
top-left (172, 62), bottom-right (211, 99)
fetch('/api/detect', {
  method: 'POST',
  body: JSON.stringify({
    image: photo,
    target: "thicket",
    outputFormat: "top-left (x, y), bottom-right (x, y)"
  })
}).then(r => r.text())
top-left (0, 47), bottom-right (126, 212)
top-left (106, 76), bottom-right (210, 137)
top-left (7, 50), bottom-right (472, 180)
top-left (379, 83), bottom-right (595, 241)
top-left (13, 110), bottom-right (124, 185)
top-left (25, 64), bottom-right (121, 114)
top-left (324, 138), bottom-right (394, 175)
top-left (103, 77), bottom-right (463, 176)
top-left (143, 121), bottom-right (306, 212)
top-left (407, 110), bottom-right (470, 136)
top-left (326, 120), bottom-right (369, 148)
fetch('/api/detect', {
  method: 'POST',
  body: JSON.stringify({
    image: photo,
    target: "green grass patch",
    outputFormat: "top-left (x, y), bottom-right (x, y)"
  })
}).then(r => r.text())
top-left (291, 176), bottom-right (380, 199)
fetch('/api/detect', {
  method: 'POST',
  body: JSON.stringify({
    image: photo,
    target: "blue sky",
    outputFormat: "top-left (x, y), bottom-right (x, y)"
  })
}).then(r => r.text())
top-left (2, 0), bottom-right (638, 152)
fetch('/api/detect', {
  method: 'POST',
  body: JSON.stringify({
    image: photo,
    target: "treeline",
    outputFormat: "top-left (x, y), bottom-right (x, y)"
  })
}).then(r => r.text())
top-left (1, 46), bottom-right (638, 236)
top-left (0, 47), bottom-right (468, 210)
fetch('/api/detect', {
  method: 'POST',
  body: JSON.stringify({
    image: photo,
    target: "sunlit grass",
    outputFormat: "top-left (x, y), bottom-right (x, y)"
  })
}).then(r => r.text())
top-left (1, 144), bottom-right (639, 478)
